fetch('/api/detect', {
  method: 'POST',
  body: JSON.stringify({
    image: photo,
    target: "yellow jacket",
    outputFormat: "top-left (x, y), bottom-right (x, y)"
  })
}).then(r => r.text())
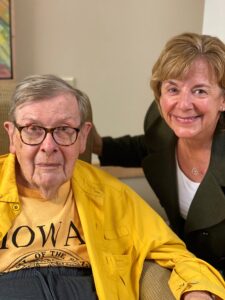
top-left (0, 154), bottom-right (225, 299)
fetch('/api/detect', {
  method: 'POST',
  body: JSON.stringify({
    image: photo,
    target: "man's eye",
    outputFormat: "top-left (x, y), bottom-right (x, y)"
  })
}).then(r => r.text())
top-left (55, 127), bottom-right (74, 134)
top-left (26, 126), bottom-right (42, 133)
top-left (56, 126), bottom-right (70, 132)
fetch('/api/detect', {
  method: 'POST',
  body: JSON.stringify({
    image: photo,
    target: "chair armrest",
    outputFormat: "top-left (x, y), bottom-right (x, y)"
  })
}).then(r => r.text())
top-left (140, 260), bottom-right (175, 300)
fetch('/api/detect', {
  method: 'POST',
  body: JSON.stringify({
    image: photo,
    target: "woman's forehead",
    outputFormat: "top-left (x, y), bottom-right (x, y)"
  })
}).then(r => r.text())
top-left (163, 57), bottom-right (216, 82)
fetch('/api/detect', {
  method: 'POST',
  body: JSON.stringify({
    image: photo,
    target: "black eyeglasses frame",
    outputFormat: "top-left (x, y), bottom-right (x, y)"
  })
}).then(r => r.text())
top-left (13, 122), bottom-right (81, 146)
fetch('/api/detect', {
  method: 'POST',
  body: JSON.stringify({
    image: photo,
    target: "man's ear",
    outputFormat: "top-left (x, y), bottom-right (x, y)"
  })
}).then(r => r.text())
top-left (79, 122), bottom-right (93, 154)
top-left (4, 121), bottom-right (16, 154)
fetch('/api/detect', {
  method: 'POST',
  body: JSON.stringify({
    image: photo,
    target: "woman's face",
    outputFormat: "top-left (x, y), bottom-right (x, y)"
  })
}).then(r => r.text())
top-left (159, 57), bottom-right (225, 142)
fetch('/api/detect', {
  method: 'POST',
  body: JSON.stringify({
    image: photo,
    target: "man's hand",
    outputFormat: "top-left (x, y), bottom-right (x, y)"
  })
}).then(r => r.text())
top-left (182, 291), bottom-right (216, 299)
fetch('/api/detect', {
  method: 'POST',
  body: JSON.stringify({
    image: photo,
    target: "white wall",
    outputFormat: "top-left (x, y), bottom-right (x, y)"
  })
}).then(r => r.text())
top-left (203, 0), bottom-right (225, 42)
top-left (13, 0), bottom-right (204, 139)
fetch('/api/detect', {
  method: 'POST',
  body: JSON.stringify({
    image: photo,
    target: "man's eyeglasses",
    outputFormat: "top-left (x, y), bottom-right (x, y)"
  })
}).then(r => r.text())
top-left (14, 123), bottom-right (80, 146)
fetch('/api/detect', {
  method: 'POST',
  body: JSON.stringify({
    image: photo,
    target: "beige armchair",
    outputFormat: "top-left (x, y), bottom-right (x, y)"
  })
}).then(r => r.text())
top-left (0, 81), bottom-right (14, 155)
top-left (0, 81), bottom-right (175, 299)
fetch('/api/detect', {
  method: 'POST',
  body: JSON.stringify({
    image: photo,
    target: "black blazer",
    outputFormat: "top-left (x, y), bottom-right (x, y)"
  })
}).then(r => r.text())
top-left (100, 101), bottom-right (225, 272)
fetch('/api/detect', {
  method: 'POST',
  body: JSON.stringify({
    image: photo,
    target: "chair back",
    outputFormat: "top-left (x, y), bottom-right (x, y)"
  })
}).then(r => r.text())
top-left (0, 81), bottom-right (15, 155)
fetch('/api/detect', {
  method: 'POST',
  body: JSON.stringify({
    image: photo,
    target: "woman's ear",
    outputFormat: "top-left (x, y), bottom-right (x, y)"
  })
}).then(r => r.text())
top-left (4, 121), bottom-right (16, 153)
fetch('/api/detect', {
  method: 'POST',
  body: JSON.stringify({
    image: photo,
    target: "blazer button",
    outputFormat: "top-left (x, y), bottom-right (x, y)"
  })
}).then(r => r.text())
top-left (202, 231), bottom-right (209, 236)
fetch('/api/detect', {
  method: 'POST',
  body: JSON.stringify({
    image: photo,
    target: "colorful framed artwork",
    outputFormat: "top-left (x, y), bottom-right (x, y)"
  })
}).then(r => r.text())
top-left (0, 0), bottom-right (13, 79)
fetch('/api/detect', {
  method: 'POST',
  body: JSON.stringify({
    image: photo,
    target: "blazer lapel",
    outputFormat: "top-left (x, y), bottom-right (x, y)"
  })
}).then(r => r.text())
top-left (185, 130), bottom-right (225, 233)
top-left (185, 171), bottom-right (225, 233)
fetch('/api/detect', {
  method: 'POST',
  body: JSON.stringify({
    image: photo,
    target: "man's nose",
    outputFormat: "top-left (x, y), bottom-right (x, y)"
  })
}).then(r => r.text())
top-left (40, 132), bottom-right (58, 152)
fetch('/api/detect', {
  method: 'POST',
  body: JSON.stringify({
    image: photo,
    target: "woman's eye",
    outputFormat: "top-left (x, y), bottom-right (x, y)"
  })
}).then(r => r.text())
top-left (161, 82), bottom-right (179, 95)
top-left (168, 87), bottom-right (178, 94)
top-left (194, 89), bottom-right (207, 95)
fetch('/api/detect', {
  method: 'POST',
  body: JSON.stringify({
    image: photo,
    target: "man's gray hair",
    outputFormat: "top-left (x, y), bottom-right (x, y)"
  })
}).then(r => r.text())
top-left (9, 74), bottom-right (92, 124)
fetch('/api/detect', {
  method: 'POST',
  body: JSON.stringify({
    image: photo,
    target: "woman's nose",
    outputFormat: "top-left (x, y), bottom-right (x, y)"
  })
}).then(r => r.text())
top-left (177, 91), bottom-right (193, 109)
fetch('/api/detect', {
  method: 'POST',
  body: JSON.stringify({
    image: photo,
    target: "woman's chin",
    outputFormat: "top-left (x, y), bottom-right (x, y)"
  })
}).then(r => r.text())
top-left (173, 128), bottom-right (200, 139)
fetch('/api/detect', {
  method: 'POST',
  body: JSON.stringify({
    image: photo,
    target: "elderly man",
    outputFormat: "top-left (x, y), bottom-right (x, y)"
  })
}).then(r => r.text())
top-left (0, 74), bottom-right (224, 300)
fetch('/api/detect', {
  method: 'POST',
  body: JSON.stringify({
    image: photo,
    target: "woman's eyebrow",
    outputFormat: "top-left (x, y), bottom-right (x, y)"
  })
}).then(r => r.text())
top-left (162, 80), bottom-right (179, 86)
top-left (192, 83), bottom-right (211, 89)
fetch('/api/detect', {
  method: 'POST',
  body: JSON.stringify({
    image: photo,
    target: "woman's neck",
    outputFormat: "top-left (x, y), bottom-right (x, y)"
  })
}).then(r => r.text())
top-left (177, 138), bottom-right (212, 182)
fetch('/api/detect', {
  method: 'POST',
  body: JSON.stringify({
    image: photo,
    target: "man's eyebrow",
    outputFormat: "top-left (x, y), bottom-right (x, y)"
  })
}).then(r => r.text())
top-left (17, 118), bottom-right (80, 127)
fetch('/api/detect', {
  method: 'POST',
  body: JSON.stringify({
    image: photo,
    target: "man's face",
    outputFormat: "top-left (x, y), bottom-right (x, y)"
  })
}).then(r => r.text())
top-left (4, 94), bottom-right (91, 198)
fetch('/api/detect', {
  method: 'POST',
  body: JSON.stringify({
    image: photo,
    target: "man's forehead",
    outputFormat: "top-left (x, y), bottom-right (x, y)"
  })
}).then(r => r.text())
top-left (14, 95), bottom-right (80, 122)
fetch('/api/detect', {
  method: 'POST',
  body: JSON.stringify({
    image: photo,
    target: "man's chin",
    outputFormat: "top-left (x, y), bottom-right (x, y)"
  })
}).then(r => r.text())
top-left (34, 175), bottom-right (65, 196)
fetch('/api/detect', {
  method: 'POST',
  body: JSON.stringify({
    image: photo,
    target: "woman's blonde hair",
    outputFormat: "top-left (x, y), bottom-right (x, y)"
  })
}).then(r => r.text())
top-left (150, 32), bottom-right (225, 102)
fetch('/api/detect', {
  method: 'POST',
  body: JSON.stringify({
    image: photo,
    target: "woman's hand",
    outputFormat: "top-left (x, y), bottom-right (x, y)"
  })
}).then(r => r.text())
top-left (92, 125), bottom-right (103, 156)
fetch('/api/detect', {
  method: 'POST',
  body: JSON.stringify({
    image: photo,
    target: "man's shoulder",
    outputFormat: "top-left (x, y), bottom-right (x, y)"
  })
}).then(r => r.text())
top-left (0, 153), bottom-right (12, 169)
top-left (73, 160), bottom-right (124, 191)
top-left (72, 160), bottom-right (150, 215)
top-left (72, 160), bottom-right (149, 206)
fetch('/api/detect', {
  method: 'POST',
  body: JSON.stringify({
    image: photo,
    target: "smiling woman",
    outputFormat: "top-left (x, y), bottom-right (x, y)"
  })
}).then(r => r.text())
top-left (93, 32), bottom-right (225, 277)
top-left (150, 34), bottom-right (225, 183)
top-left (160, 57), bottom-right (224, 179)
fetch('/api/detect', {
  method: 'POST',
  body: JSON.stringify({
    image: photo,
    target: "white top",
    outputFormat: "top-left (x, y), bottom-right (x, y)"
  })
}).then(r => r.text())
top-left (176, 158), bottom-right (200, 219)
